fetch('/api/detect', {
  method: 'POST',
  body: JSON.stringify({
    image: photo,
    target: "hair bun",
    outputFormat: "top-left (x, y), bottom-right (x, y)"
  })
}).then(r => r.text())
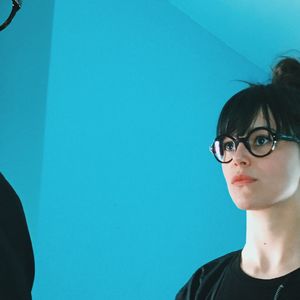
top-left (272, 57), bottom-right (300, 90)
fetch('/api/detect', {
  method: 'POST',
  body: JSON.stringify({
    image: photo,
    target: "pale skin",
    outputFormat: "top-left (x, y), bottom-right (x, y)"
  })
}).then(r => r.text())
top-left (222, 111), bottom-right (300, 279)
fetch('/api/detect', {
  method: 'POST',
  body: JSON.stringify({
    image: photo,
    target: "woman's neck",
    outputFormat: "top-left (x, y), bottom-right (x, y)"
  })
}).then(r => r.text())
top-left (241, 198), bottom-right (300, 279)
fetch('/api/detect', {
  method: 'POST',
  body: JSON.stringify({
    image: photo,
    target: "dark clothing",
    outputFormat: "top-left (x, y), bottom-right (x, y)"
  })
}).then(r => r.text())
top-left (176, 250), bottom-right (300, 300)
top-left (0, 173), bottom-right (34, 299)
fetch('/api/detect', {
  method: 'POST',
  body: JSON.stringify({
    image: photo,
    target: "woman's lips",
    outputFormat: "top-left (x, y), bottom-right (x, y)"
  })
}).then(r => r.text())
top-left (231, 175), bottom-right (257, 185)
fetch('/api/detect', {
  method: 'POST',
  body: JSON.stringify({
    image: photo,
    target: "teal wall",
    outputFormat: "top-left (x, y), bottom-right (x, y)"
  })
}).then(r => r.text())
top-left (0, 1), bottom-right (54, 237)
top-left (1, 1), bottom-right (267, 299)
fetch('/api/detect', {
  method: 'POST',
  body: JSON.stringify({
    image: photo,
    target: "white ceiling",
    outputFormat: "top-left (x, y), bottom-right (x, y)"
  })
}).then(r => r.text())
top-left (169, 0), bottom-right (300, 72)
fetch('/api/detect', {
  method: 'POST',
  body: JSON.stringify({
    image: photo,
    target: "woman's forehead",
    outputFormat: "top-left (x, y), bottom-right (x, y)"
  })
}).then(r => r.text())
top-left (250, 110), bottom-right (276, 130)
top-left (228, 110), bottom-right (277, 138)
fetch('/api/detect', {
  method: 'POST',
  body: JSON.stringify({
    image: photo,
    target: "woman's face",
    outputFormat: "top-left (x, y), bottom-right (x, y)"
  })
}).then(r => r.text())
top-left (222, 111), bottom-right (300, 211)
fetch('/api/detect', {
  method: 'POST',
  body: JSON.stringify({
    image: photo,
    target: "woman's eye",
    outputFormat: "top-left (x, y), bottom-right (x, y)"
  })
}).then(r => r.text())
top-left (223, 141), bottom-right (235, 151)
top-left (255, 136), bottom-right (270, 146)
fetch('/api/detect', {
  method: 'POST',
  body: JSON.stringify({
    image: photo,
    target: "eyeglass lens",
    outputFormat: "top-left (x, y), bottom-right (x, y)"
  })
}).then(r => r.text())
top-left (214, 128), bottom-right (274, 163)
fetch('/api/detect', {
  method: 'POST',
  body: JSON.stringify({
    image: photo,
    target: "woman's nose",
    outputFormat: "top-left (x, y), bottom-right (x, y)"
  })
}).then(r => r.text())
top-left (232, 142), bottom-right (251, 166)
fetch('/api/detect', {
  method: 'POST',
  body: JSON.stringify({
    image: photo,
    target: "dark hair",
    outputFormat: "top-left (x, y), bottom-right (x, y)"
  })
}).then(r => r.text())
top-left (217, 57), bottom-right (300, 138)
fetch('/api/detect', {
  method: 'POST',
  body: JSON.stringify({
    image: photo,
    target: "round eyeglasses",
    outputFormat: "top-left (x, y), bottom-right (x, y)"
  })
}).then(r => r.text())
top-left (210, 126), bottom-right (300, 164)
top-left (0, 0), bottom-right (22, 32)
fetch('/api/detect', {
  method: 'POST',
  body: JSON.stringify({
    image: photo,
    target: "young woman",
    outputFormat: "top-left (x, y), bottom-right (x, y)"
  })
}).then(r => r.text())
top-left (176, 57), bottom-right (300, 300)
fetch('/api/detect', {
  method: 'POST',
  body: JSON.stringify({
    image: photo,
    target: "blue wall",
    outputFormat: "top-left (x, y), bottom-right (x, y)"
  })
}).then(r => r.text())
top-left (0, 1), bottom-right (54, 237)
top-left (1, 0), bottom-right (268, 299)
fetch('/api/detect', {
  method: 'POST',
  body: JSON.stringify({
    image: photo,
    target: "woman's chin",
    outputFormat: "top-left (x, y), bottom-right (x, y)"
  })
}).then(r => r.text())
top-left (232, 198), bottom-right (271, 211)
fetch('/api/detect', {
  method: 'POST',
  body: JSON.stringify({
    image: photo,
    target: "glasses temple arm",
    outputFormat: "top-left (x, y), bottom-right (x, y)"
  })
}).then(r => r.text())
top-left (277, 134), bottom-right (300, 144)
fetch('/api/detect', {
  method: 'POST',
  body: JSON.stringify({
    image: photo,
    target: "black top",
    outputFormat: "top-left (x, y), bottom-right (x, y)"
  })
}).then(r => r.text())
top-left (176, 250), bottom-right (300, 300)
top-left (0, 173), bottom-right (34, 299)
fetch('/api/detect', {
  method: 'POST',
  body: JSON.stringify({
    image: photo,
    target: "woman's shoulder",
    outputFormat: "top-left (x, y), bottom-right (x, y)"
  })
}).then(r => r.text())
top-left (201, 249), bottom-right (241, 271)
top-left (176, 249), bottom-right (241, 300)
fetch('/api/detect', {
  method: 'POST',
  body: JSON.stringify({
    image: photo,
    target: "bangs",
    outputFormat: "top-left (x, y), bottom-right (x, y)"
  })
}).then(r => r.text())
top-left (216, 84), bottom-right (300, 137)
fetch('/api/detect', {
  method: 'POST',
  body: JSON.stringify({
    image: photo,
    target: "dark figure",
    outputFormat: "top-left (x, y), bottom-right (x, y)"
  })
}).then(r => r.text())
top-left (0, 173), bottom-right (34, 299)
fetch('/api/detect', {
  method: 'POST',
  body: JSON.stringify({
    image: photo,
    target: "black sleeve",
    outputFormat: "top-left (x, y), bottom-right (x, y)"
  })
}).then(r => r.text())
top-left (175, 250), bottom-right (241, 300)
top-left (175, 267), bottom-right (204, 300)
top-left (0, 173), bottom-right (35, 299)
